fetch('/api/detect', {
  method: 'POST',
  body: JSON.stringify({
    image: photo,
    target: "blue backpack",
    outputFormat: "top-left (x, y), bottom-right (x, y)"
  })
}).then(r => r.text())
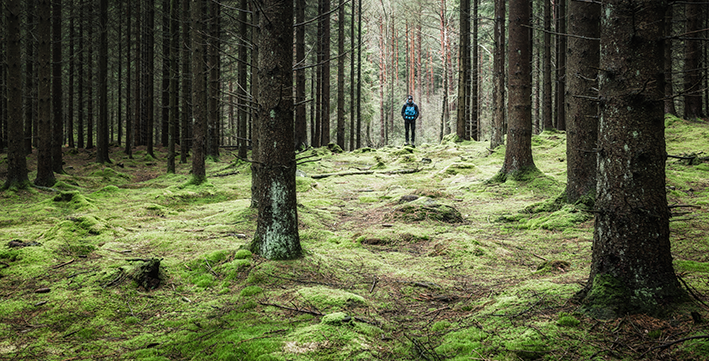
top-left (404, 104), bottom-right (417, 120)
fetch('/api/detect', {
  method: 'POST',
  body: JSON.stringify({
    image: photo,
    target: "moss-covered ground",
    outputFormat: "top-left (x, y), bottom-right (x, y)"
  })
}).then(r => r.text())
top-left (1, 116), bottom-right (708, 360)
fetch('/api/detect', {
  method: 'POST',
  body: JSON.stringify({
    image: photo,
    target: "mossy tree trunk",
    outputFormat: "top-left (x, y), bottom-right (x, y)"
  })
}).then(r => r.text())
top-left (565, 0), bottom-right (600, 204)
top-left (250, 0), bottom-right (302, 260)
top-left (499, 0), bottom-right (536, 180)
top-left (3, 0), bottom-right (29, 190)
top-left (581, 0), bottom-right (684, 318)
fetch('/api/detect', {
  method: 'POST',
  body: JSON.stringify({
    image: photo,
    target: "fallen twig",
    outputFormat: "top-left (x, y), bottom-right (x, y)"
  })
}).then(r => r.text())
top-left (647, 335), bottom-right (709, 353)
top-left (204, 258), bottom-right (220, 279)
top-left (369, 277), bottom-right (378, 293)
top-left (258, 301), bottom-right (323, 316)
top-left (52, 259), bottom-right (75, 269)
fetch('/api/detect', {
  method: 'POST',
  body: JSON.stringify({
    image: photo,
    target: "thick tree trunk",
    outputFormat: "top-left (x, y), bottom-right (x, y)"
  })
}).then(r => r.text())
top-left (581, 0), bottom-right (684, 318)
top-left (490, 0), bottom-right (505, 149)
top-left (68, 9), bottom-right (75, 149)
top-left (356, 0), bottom-right (362, 149)
top-left (191, 0), bottom-right (207, 183)
top-left (167, 0), bottom-right (179, 173)
top-left (78, 5), bottom-right (85, 150)
top-left (207, 0), bottom-right (220, 158)
top-left (250, 0), bottom-right (302, 260)
top-left (565, 0), bottom-right (600, 204)
top-left (25, 1), bottom-right (36, 155)
top-left (500, 0), bottom-right (536, 179)
top-left (35, 0), bottom-right (56, 187)
top-left (3, 0), bottom-right (29, 189)
top-left (321, 0), bottom-right (331, 146)
top-left (470, 0), bottom-right (478, 141)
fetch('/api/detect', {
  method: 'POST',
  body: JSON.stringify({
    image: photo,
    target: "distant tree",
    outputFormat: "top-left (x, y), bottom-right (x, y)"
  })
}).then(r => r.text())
top-left (565, 0), bottom-right (600, 203)
top-left (490, 0), bottom-right (505, 149)
top-left (87, 4), bottom-right (94, 150)
top-left (336, 0), bottom-right (346, 150)
top-left (35, 0), bottom-right (56, 187)
top-left (238, 0), bottom-right (249, 158)
top-left (355, 0), bottom-right (362, 149)
top-left (191, 0), bottom-right (208, 184)
top-left (249, 0), bottom-right (302, 260)
top-left (498, 0), bottom-right (536, 180)
top-left (207, 0), bottom-right (220, 158)
top-left (125, 0), bottom-right (134, 158)
top-left (68, 6), bottom-right (75, 149)
top-left (167, 0), bottom-right (179, 174)
top-left (663, 5), bottom-right (676, 115)
top-left (3, 0), bottom-right (30, 190)
top-left (145, 0), bottom-right (155, 157)
top-left (470, 0), bottom-right (478, 141)
top-left (578, 0), bottom-right (685, 318)
top-left (77, 4), bottom-right (85, 149)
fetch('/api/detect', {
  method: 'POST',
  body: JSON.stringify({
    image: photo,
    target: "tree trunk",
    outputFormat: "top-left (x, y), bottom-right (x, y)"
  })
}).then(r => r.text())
top-left (250, 5), bottom-right (260, 209)
top-left (663, 5), bottom-right (676, 115)
top-left (35, 0), bottom-right (56, 187)
top-left (191, 0), bottom-right (207, 183)
top-left (456, 0), bottom-right (470, 140)
top-left (181, 0), bottom-right (192, 163)
top-left (207, 0), bottom-right (220, 158)
top-left (336, 0), bottom-right (346, 150)
top-left (470, 0), bottom-right (478, 141)
top-left (167, 0), bottom-right (179, 173)
top-left (250, 0), bottom-right (302, 260)
top-left (565, 0), bottom-right (600, 204)
top-left (349, 0), bottom-right (355, 151)
top-left (97, 0), bottom-right (110, 164)
top-left (294, 0), bottom-right (307, 151)
top-left (24, 0), bottom-right (36, 155)
top-left (51, 0), bottom-right (64, 172)
top-left (499, 0), bottom-right (536, 179)
top-left (321, 0), bottom-right (331, 146)
top-left (542, 0), bottom-right (553, 130)
top-left (356, 0), bottom-right (362, 149)
top-left (238, 0), bottom-right (249, 158)
top-left (146, 1), bottom-right (155, 157)
top-left (3, 0), bottom-right (29, 189)
top-left (555, 0), bottom-right (567, 130)
top-left (126, 0), bottom-right (133, 158)
top-left (490, 0), bottom-right (505, 149)
top-left (78, 4), bottom-right (85, 150)
top-left (68, 7), bottom-right (75, 149)
top-left (162, 0), bottom-right (171, 147)
top-left (580, 0), bottom-right (684, 318)
top-left (87, 7), bottom-right (94, 150)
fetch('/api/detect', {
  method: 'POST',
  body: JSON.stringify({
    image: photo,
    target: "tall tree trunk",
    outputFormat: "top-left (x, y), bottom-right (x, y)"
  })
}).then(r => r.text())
top-left (490, 0), bottom-right (505, 149)
top-left (168, 0), bottom-right (178, 173)
top-left (499, 0), bottom-right (536, 179)
top-left (146, 0), bottom-right (155, 157)
top-left (250, 0), bottom-right (302, 260)
top-left (126, 0), bottom-right (133, 158)
top-left (78, 4), bottom-right (85, 150)
top-left (565, 0), bottom-right (600, 203)
top-left (356, 0), bottom-right (362, 149)
top-left (97, 0), bottom-right (110, 164)
top-left (207, 0), bottom-right (220, 158)
top-left (683, 0), bottom-right (703, 119)
top-left (294, 0), bottom-right (307, 151)
top-left (349, 0), bottom-right (355, 151)
top-left (555, 0), bottom-right (567, 130)
top-left (191, 0), bottom-right (207, 183)
top-left (3, 0), bottom-right (29, 189)
top-left (52, 0), bottom-right (63, 172)
top-left (321, 0), bottom-right (331, 146)
top-left (580, 0), bottom-right (684, 318)
top-left (456, 0), bottom-right (470, 140)
top-left (336, 0), bottom-right (346, 149)
top-left (25, 0), bottom-right (36, 155)
top-left (181, 0), bottom-right (192, 163)
top-left (238, 0), bottom-right (249, 158)
top-left (162, 0), bottom-right (171, 147)
top-left (87, 7), bottom-right (94, 150)
top-left (470, 0), bottom-right (478, 141)
top-left (68, 7), bottom-right (75, 149)
top-left (250, 5), bottom-right (261, 209)
top-left (663, 6), bottom-right (677, 115)
top-left (542, 0), bottom-right (553, 130)
top-left (35, 0), bottom-right (56, 187)
top-left (117, 3), bottom-right (123, 147)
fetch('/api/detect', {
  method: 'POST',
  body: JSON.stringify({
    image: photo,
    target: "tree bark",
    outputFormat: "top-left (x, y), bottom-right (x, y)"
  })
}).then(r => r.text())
top-left (581, 0), bottom-right (684, 318)
top-left (207, 0), bottom-right (220, 158)
top-left (663, 5), bottom-right (676, 115)
top-left (250, 0), bottom-right (302, 260)
top-left (500, 0), bottom-right (536, 179)
top-left (294, 0), bottom-right (307, 151)
top-left (555, 0), bottom-right (567, 130)
top-left (565, 0), bottom-right (600, 203)
top-left (683, 0), bottom-right (703, 119)
top-left (336, 0), bottom-right (346, 150)
top-left (168, 0), bottom-right (179, 173)
top-left (3, 0), bottom-right (29, 189)
top-left (238, 0), bottom-right (249, 158)
top-left (542, 0), bottom-right (553, 130)
top-left (24, 0), bottom-right (36, 155)
top-left (181, 0), bottom-right (192, 163)
top-left (125, 0), bottom-right (133, 158)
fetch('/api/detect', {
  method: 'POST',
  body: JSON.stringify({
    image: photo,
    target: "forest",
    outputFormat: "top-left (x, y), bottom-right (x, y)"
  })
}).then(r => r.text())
top-left (2, 0), bottom-right (709, 359)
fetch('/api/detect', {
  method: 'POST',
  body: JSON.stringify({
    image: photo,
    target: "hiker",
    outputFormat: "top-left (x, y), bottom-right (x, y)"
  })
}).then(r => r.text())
top-left (401, 95), bottom-right (419, 146)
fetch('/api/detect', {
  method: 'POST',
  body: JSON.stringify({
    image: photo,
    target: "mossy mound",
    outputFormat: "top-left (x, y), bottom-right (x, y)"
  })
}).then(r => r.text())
top-left (52, 191), bottom-right (98, 211)
top-left (387, 198), bottom-right (463, 224)
top-left (535, 260), bottom-right (571, 274)
top-left (90, 167), bottom-right (131, 181)
top-left (297, 286), bottom-right (367, 312)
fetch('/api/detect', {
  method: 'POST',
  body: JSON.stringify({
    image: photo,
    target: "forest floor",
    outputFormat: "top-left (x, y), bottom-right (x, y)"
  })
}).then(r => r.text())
top-left (1, 115), bottom-right (709, 360)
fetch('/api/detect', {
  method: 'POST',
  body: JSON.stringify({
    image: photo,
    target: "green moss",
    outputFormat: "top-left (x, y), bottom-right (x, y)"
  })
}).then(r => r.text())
top-left (234, 249), bottom-right (252, 259)
top-left (321, 312), bottom-right (351, 324)
top-left (581, 273), bottom-right (630, 319)
top-left (674, 260), bottom-right (709, 273)
top-left (557, 313), bottom-right (580, 327)
top-left (297, 286), bottom-right (366, 311)
top-left (240, 286), bottom-right (263, 297)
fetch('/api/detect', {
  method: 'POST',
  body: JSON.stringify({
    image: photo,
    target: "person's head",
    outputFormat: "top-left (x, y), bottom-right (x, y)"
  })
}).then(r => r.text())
top-left (407, 95), bottom-right (413, 103)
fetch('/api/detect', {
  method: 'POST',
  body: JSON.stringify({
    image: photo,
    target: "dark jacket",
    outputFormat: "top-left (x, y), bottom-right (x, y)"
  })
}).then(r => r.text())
top-left (401, 101), bottom-right (419, 121)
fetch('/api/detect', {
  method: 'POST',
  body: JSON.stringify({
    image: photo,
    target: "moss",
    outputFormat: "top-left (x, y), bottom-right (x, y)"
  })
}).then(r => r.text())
top-left (536, 260), bottom-right (571, 274)
top-left (581, 273), bottom-right (631, 319)
top-left (297, 286), bottom-right (366, 311)
top-left (321, 312), bottom-right (351, 325)
top-left (388, 200), bottom-right (463, 224)
top-left (240, 286), bottom-right (263, 297)
top-left (234, 249), bottom-right (252, 259)
top-left (557, 313), bottom-right (580, 327)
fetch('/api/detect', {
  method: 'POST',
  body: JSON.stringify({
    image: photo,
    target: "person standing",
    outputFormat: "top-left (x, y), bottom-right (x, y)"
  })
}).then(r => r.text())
top-left (401, 95), bottom-right (419, 146)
